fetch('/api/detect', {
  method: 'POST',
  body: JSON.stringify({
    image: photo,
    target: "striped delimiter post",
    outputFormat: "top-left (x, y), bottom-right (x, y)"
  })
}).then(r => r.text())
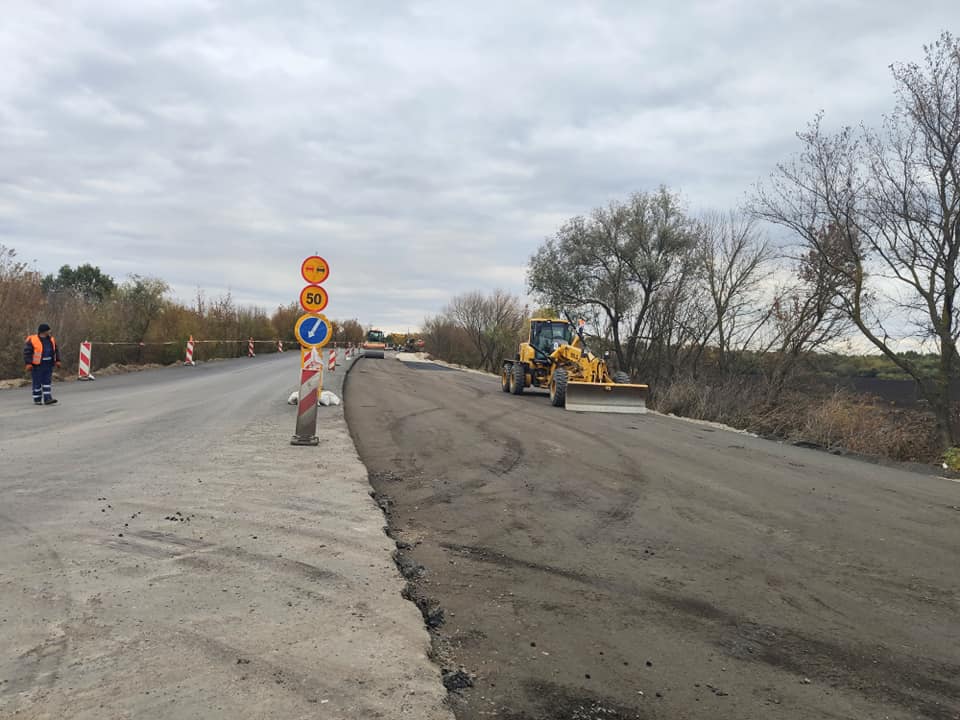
top-left (291, 351), bottom-right (321, 446)
top-left (78, 341), bottom-right (95, 380)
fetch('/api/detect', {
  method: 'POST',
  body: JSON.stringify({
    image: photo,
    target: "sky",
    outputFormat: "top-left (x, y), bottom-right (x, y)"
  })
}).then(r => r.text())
top-left (1, 1), bottom-right (956, 333)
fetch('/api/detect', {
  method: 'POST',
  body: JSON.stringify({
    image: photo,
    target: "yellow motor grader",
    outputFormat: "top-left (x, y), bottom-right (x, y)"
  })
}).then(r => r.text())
top-left (501, 319), bottom-right (649, 413)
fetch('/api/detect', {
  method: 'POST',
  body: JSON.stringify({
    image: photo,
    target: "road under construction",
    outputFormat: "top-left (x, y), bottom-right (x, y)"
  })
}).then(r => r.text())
top-left (0, 352), bottom-right (958, 720)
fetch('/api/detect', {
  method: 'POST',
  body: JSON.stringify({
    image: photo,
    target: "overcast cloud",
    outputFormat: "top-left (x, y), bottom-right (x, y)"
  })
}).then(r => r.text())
top-left (1, 1), bottom-right (956, 331)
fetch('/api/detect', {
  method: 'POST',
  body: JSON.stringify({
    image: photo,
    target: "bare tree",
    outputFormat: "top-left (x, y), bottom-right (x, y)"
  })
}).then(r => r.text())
top-left (331, 318), bottom-right (364, 345)
top-left (445, 289), bottom-right (526, 372)
top-left (447, 291), bottom-right (493, 369)
top-left (754, 32), bottom-right (960, 445)
top-left (695, 212), bottom-right (771, 374)
top-left (423, 315), bottom-right (473, 366)
top-left (637, 254), bottom-right (709, 383)
top-left (761, 244), bottom-right (849, 403)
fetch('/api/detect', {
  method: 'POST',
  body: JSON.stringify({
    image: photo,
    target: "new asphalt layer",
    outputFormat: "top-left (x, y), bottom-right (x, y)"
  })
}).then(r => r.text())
top-left (346, 354), bottom-right (960, 720)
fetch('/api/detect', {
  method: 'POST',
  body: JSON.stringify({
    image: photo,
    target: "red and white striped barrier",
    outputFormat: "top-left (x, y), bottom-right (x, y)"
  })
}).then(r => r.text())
top-left (184, 335), bottom-right (196, 366)
top-left (328, 348), bottom-right (336, 372)
top-left (78, 341), bottom-right (95, 380)
top-left (248, 337), bottom-right (256, 358)
top-left (278, 340), bottom-right (284, 353)
top-left (291, 349), bottom-right (321, 445)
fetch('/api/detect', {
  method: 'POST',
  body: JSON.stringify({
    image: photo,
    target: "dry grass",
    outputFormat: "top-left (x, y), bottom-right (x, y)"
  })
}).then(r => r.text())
top-left (759, 391), bottom-right (940, 463)
top-left (653, 376), bottom-right (942, 465)
top-left (653, 375), bottom-right (763, 429)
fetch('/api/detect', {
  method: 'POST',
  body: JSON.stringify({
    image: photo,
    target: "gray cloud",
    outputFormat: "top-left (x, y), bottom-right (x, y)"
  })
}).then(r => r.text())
top-left (1, 1), bottom-right (956, 330)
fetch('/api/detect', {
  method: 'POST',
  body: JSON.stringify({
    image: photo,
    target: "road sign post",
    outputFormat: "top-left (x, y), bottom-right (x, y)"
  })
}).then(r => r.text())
top-left (291, 255), bottom-right (332, 447)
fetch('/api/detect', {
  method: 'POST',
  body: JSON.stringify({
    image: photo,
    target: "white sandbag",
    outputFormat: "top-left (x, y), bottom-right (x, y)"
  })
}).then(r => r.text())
top-left (287, 391), bottom-right (298, 405)
top-left (318, 390), bottom-right (341, 406)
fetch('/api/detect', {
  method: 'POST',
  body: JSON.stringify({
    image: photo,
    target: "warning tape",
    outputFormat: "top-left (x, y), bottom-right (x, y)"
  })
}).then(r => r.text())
top-left (189, 339), bottom-right (288, 344)
top-left (84, 341), bottom-right (178, 346)
top-left (84, 339), bottom-right (289, 345)
top-left (75, 337), bottom-right (303, 377)
top-left (81, 338), bottom-right (361, 348)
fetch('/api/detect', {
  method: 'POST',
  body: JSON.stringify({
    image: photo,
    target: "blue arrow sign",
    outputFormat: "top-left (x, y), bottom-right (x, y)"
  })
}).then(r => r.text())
top-left (294, 313), bottom-right (332, 348)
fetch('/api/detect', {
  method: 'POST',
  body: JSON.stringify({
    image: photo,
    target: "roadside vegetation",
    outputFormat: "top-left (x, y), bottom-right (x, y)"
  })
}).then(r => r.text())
top-left (425, 33), bottom-right (960, 466)
top-left (0, 251), bottom-right (366, 380)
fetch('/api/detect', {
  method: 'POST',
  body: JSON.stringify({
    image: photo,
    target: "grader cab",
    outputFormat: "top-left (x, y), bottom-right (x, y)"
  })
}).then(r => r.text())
top-left (501, 319), bottom-right (648, 413)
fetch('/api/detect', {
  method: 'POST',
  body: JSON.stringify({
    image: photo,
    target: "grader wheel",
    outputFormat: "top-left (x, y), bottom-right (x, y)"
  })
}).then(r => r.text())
top-left (510, 362), bottom-right (525, 395)
top-left (550, 368), bottom-right (568, 407)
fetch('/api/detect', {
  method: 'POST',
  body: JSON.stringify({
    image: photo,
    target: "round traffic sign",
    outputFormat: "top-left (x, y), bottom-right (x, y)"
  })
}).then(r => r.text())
top-left (299, 285), bottom-right (329, 313)
top-left (294, 313), bottom-right (332, 348)
top-left (301, 256), bottom-right (330, 284)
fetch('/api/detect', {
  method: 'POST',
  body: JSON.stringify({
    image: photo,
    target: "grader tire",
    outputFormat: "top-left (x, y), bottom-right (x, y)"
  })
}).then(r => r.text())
top-left (510, 362), bottom-right (525, 395)
top-left (501, 364), bottom-right (511, 393)
top-left (613, 371), bottom-right (631, 384)
top-left (550, 368), bottom-right (568, 407)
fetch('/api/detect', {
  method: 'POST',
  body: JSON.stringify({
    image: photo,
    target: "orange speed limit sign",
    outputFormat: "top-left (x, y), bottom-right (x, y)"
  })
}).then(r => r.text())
top-left (301, 256), bottom-right (330, 284)
top-left (299, 285), bottom-right (329, 312)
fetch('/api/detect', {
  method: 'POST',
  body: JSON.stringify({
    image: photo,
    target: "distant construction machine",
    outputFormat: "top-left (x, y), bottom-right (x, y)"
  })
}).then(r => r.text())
top-left (501, 318), bottom-right (648, 413)
top-left (362, 329), bottom-right (387, 359)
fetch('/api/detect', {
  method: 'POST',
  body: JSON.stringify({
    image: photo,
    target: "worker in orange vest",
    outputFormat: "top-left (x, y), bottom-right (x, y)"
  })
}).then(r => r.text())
top-left (23, 323), bottom-right (61, 405)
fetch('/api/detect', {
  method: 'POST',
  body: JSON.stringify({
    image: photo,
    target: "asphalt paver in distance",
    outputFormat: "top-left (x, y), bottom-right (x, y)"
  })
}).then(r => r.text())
top-left (345, 355), bottom-right (960, 720)
top-left (0, 352), bottom-right (452, 720)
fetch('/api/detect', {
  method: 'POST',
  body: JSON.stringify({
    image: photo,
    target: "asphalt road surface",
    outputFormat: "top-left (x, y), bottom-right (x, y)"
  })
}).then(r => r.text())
top-left (346, 357), bottom-right (960, 720)
top-left (0, 354), bottom-right (450, 720)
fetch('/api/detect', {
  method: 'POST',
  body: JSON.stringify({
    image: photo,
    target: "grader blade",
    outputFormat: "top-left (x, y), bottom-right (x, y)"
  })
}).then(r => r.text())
top-left (564, 382), bottom-right (649, 414)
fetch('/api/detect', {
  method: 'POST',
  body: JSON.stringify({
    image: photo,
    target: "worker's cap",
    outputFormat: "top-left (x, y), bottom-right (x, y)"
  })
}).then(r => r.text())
top-left (37, 323), bottom-right (51, 333)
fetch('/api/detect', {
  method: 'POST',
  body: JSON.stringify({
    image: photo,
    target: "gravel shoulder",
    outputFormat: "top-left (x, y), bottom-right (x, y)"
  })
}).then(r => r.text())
top-left (0, 352), bottom-right (451, 719)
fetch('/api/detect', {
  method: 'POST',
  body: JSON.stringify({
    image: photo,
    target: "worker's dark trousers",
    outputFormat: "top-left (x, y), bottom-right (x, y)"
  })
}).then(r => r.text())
top-left (31, 364), bottom-right (53, 403)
